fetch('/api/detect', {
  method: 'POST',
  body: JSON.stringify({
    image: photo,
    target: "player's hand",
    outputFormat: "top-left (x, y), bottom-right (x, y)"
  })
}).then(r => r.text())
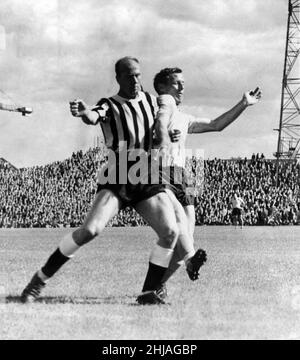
top-left (69, 99), bottom-right (89, 117)
top-left (169, 129), bottom-right (181, 142)
top-left (242, 87), bottom-right (262, 106)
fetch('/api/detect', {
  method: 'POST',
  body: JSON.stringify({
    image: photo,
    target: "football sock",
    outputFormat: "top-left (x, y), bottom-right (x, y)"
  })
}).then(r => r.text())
top-left (174, 232), bottom-right (195, 266)
top-left (183, 250), bottom-right (196, 264)
top-left (161, 241), bottom-right (195, 285)
top-left (149, 244), bottom-right (174, 268)
top-left (142, 262), bottom-right (168, 292)
top-left (37, 234), bottom-right (80, 281)
top-left (37, 269), bottom-right (49, 282)
top-left (142, 245), bottom-right (173, 292)
top-left (59, 233), bottom-right (80, 258)
top-left (161, 246), bottom-right (183, 284)
top-left (41, 248), bottom-right (70, 278)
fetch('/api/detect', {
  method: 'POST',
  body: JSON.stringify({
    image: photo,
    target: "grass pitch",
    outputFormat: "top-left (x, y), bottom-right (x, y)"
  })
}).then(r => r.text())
top-left (1, 226), bottom-right (300, 340)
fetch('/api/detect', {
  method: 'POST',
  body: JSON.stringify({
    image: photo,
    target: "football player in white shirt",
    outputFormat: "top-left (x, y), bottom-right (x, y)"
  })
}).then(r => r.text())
top-left (153, 67), bottom-right (261, 287)
top-left (231, 185), bottom-right (245, 228)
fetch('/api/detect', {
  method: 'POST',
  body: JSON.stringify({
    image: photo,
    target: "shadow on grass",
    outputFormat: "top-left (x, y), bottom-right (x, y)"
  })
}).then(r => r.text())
top-left (5, 294), bottom-right (137, 305)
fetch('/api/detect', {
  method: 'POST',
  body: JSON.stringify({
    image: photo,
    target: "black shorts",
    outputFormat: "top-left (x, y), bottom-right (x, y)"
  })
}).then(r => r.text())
top-left (96, 157), bottom-right (193, 208)
top-left (96, 158), bottom-right (166, 208)
top-left (96, 183), bottom-right (166, 208)
top-left (162, 166), bottom-right (195, 207)
top-left (232, 208), bottom-right (242, 217)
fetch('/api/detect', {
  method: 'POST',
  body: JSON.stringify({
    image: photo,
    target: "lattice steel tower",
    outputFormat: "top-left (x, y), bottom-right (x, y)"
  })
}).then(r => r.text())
top-left (275, 0), bottom-right (300, 162)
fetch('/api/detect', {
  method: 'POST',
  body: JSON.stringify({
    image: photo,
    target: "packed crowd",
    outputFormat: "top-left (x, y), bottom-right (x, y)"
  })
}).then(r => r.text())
top-left (0, 150), bottom-right (299, 228)
top-left (196, 153), bottom-right (300, 226)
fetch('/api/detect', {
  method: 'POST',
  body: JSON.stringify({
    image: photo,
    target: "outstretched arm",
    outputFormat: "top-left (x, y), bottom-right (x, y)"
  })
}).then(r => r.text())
top-left (189, 87), bottom-right (262, 134)
top-left (69, 99), bottom-right (100, 125)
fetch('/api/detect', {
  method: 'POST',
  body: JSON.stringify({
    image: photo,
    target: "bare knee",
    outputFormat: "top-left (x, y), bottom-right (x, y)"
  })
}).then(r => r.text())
top-left (158, 226), bottom-right (179, 248)
top-left (73, 227), bottom-right (97, 246)
top-left (80, 216), bottom-right (109, 243)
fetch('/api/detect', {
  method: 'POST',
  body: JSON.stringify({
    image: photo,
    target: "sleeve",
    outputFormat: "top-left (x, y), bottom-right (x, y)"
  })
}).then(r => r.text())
top-left (157, 94), bottom-right (176, 118)
top-left (91, 98), bottom-right (110, 123)
top-left (157, 94), bottom-right (176, 108)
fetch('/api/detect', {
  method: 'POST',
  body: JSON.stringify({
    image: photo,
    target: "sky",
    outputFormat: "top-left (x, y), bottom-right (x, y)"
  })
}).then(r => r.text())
top-left (0, 0), bottom-right (290, 167)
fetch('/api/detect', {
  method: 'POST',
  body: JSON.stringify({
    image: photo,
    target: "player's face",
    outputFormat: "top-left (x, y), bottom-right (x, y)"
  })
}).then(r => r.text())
top-left (117, 61), bottom-right (142, 99)
top-left (163, 73), bottom-right (185, 105)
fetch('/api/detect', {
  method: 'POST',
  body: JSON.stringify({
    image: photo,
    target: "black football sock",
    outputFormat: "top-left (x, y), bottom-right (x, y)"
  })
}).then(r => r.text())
top-left (142, 262), bottom-right (167, 292)
top-left (41, 248), bottom-right (70, 278)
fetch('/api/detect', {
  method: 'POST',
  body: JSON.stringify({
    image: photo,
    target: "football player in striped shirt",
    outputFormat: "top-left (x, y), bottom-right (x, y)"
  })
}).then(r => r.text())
top-left (20, 57), bottom-right (202, 305)
top-left (152, 67), bottom-right (261, 290)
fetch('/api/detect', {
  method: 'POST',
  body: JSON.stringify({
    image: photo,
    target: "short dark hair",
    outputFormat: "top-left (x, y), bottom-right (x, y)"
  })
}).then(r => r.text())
top-left (115, 56), bottom-right (139, 77)
top-left (153, 67), bottom-right (182, 94)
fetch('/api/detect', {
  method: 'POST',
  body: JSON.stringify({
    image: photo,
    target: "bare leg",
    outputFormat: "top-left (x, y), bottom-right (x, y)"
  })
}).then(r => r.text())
top-left (135, 192), bottom-right (179, 250)
top-left (232, 214), bottom-right (238, 229)
top-left (36, 190), bottom-right (121, 281)
top-left (21, 189), bottom-right (122, 302)
top-left (238, 214), bottom-right (244, 229)
top-left (163, 189), bottom-right (194, 259)
top-left (185, 205), bottom-right (196, 237)
top-left (74, 189), bottom-right (122, 245)
top-left (161, 199), bottom-right (195, 283)
top-left (135, 192), bottom-right (180, 293)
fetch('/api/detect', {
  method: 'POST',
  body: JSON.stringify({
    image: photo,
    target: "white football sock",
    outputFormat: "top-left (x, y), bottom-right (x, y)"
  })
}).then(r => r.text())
top-left (149, 244), bottom-right (174, 268)
top-left (37, 269), bottom-right (50, 283)
top-left (59, 233), bottom-right (80, 258)
top-left (183, 250), bottom-right (196, 265)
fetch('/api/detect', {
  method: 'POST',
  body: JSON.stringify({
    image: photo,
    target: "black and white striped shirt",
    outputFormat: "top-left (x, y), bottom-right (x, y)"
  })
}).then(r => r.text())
top-left (92, 91), bottom-right (157, 153)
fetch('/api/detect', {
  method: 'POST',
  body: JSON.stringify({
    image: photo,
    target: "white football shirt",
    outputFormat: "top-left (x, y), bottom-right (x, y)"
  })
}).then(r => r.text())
top-left (157, 94), bottom-right (207, 167)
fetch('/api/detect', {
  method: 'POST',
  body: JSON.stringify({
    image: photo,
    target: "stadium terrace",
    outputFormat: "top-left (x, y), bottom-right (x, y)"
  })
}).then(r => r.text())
top-left (0, 149), bottom-right (299, 228)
